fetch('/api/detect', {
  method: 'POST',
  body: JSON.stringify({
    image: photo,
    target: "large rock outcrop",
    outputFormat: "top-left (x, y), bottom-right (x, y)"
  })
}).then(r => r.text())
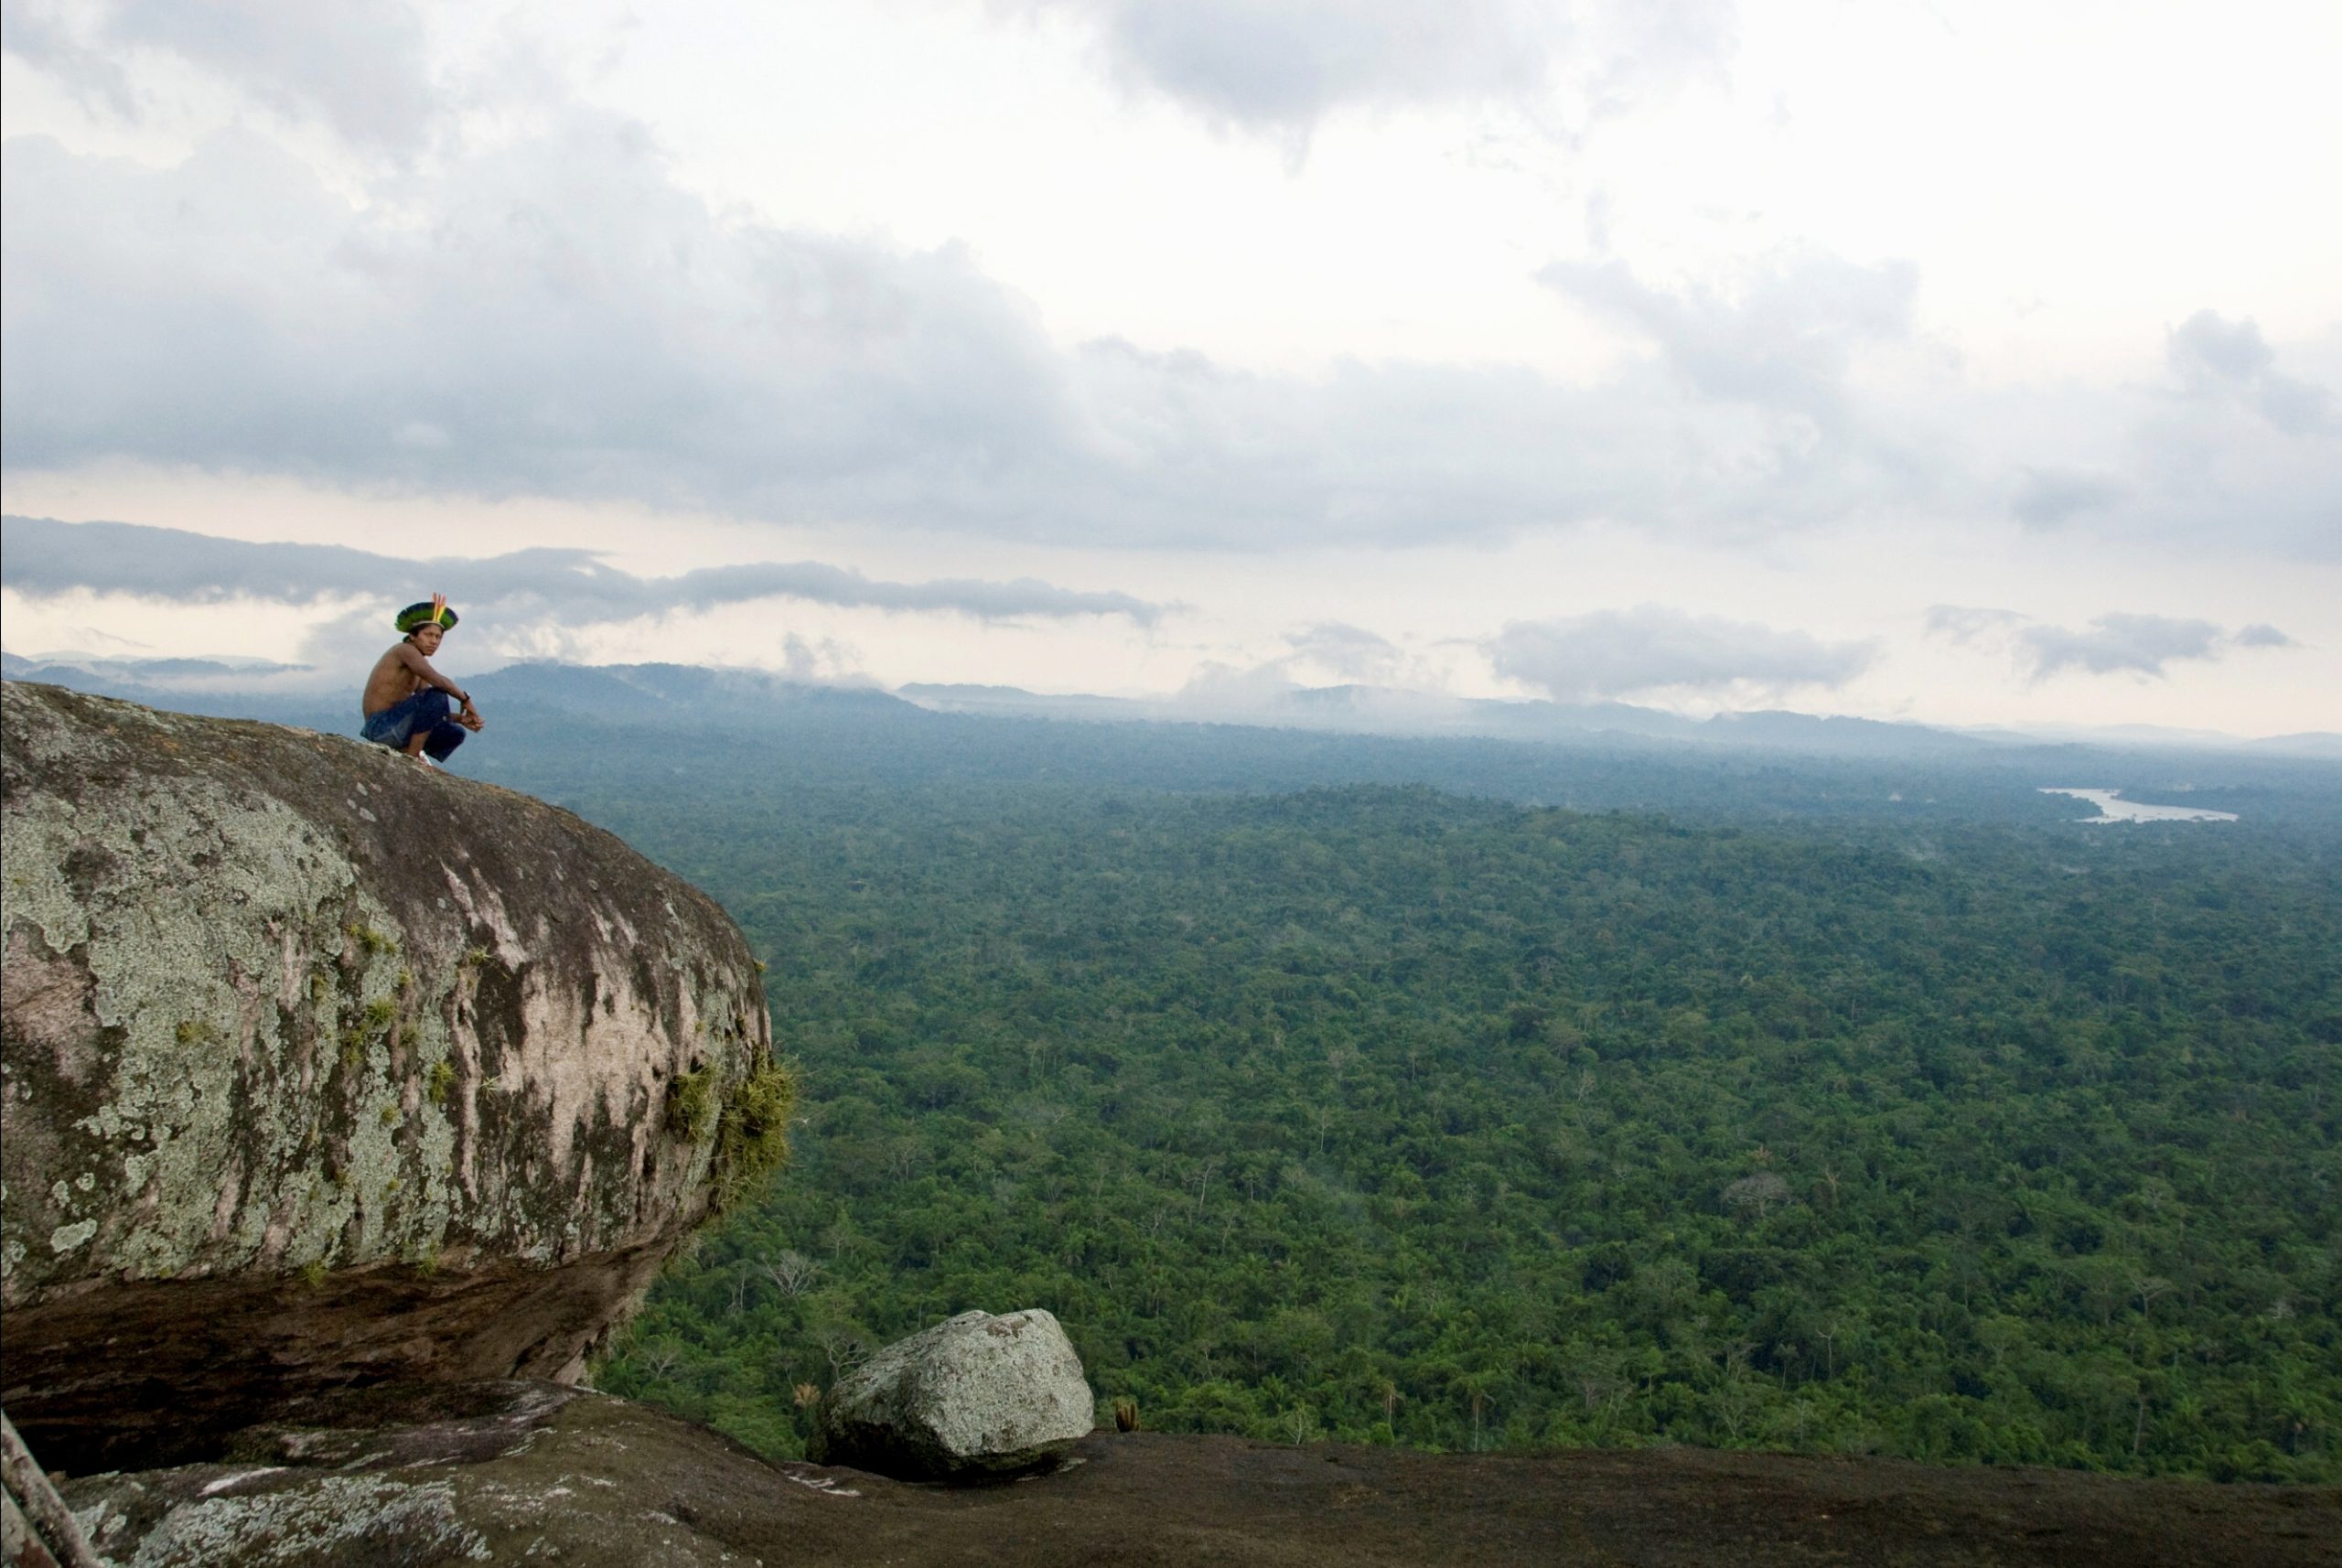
top-left (0, 682), bottom-right (787, 1469)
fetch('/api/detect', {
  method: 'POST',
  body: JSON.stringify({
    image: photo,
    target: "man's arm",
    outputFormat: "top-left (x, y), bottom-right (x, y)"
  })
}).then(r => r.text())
top-left (395, 643), bottom-right (472, 705)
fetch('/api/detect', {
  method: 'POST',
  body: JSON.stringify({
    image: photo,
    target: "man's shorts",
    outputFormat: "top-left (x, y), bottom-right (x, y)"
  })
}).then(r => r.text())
top-left (361, 689), bottom-right (467, 762)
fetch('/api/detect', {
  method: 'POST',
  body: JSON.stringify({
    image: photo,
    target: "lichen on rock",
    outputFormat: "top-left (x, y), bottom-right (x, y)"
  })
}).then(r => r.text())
top-left (0, 682), bottom-right (786, 1469)
top-left (77, 1472), bottom-right (491, 1568)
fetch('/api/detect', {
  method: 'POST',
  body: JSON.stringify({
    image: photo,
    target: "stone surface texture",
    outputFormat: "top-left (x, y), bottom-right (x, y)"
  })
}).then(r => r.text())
top-left (50, 1381), bottom-right (2341, 1568)
top-left (814, 1308), bottom-right (1095, 1479)
top-left (0, 682), bottom-right (777, 1469)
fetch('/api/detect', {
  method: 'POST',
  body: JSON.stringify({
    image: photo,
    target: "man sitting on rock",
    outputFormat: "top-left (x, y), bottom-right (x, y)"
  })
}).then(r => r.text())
top-left (361, 594), bottom-right (485, 766)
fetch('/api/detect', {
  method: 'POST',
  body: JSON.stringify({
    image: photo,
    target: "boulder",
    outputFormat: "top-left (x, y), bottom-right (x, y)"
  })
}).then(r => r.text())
top-left (814, 1309), bottom-right (1094, 1479)
top-left (0, 682), bottom-right (790, 1470)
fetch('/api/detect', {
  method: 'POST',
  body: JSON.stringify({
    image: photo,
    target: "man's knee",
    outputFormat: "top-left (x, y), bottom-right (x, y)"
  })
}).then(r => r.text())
top-left (424, 724), bottom-right (467, 762)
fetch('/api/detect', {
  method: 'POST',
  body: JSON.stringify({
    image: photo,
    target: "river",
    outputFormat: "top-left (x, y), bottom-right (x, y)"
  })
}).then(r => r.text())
top-left (2038, 788), bottom-right (2239, 823)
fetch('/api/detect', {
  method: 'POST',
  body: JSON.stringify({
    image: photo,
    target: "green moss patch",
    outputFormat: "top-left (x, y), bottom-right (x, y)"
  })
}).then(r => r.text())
top-left (712, 1058), bottom-right (796, 1212)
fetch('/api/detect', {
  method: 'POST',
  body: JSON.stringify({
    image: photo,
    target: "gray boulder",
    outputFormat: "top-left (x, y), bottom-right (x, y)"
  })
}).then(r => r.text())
top-left (814, 1309), bottom-right (1093, 1479)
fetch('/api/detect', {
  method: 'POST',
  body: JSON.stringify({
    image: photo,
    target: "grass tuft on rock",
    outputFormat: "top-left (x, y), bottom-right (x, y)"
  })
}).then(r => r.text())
top-left (713, 1058), bottom-right (796, 1211)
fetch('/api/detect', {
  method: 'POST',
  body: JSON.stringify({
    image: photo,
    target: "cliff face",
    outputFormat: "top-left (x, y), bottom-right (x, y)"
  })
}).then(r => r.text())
top-left (0, 682), bottom-right (784, 1468)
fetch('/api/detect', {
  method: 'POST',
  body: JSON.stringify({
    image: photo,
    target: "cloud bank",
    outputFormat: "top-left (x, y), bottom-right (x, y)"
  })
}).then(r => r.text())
top-left (0, 120), bottom-right (1979, 550)
top-left (1485, 605), bottom-right (1875, 702)
top-left (3, 4), bottom-right (2336, 572)
top-left (0, 515), bottom-right (1168, 626)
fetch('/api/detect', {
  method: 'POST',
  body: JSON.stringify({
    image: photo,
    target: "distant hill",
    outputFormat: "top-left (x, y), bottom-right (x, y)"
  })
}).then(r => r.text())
top-left (11, 650), bottom-right (2326, 762)
top-left (7, 657), bottom-right (2336, 833)
top-left (1959, 717), bottom-right (2342, 761)
top-left (476, 660), bottom-right (914, 725)
top-left (900, 681), bottom-right (1996, 757)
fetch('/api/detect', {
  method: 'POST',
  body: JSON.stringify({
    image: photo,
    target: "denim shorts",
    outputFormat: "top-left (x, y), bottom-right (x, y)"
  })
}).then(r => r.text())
top-left (361, 688), bottom-right (466, 761)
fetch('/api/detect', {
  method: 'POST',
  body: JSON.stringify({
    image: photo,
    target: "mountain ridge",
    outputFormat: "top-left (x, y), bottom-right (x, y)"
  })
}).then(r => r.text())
top-left (5, 652), bottom-right (2337, 763)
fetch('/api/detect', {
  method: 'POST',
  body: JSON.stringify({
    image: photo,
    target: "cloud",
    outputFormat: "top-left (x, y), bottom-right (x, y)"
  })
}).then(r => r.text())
top-left (1151, 619), bottom-right (1466, 724)
top-left (1280, 621), bottom-right (1408, 683)
top-left (1542, 250), bottom-right (1918, 424)
top-left (1050, 0), bottom-right (1558, 130)
top-left (0, 515), bottom-right (1169, 626)
top-left (1176, 621), bottom-right (1418, 700)
top-left (2020, 613), bottom-right (2223, 681)
top-left (1923, 604), bottom-right (2028, 647)
top-left (2, 0), bottom-right (438, 152)
top-left (1485, 605), bottom-right (1876, 702)
top-left (2167, 309), bottom-right (2336, 436)
top-left (2009, 466), bottom-right (2126, 529)
top-left (1925, 604), bottom-right (2299, 681)
top-left (4, 22), bottom-right (2332, 563)
top-left (1533, 250), bottom-right (1948, 528)
top-left (1024, 0), bottom-right (1735, 141)
top-left (2168, 311), bottom-right (2273, 384)
top-left (0, 123), bottom-right (1961, 548)
top-left (1974, 317), bottom-right (2341, 560)
top-left (1, 0), bottom-right (137, 115)
top-left (120, 0), bottom-right (435, 151)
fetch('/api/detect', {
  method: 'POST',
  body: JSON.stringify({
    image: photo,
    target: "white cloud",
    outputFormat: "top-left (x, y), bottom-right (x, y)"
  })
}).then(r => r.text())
top-left (2009, 467), bottom-right (2126, 530)
top-left (1966, 318), bottom-right (2342, 560)
top-left (0, 123), bottom-right (1980, 549)
top-left (2, 0), bottom-right (438, 151)
top-left (1926, 604), bottom-right (2301, 682)
top-left (2234, 622), bottom-right (2296, 650)
top-left (1923, 604), bottom-right (2027, 647)
top-left (1021, 0), bottom-right (1734, 144)
top-left (2020, 612), bottom-right (2223, 682)
top-left (3, 0), bottom-right (137, 114)
top-left (2168, 309), bottom-right (2336, 436)
top-left (1280, 621), bottom-right (1408, 683)
top-left (1542, 249), bottom-right (1917, 424)
top-left (1485, 605), bottom-right (1875, 702)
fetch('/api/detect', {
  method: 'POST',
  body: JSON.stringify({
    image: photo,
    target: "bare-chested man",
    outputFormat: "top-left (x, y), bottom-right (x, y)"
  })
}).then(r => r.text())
top-left (360, 594), bottom-right (486, 766)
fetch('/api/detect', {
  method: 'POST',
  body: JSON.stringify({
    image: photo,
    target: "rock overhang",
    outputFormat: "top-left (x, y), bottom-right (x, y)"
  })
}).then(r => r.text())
top-left (0, 681), bottom-right (789, 1469)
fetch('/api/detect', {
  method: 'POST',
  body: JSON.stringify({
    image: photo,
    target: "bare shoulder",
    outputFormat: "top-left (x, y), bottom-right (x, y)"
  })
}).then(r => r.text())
top-left (361, 642), bottom-right (420, 717)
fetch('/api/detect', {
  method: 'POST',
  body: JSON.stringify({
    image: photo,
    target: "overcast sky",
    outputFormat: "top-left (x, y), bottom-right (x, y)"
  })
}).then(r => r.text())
top-left (3, 0), bottom-right (2337, 733)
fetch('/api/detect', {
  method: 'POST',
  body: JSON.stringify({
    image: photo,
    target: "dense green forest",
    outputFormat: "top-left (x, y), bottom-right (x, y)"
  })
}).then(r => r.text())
top-left (530, 744), bottom-right (2342, 1485)
top-left (21, 668), bottom-right (2337, 1482)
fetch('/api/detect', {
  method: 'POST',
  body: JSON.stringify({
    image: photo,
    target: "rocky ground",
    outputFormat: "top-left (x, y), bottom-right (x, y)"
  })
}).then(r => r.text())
top-left (52, 1381), bottom-right (2338, 1567)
